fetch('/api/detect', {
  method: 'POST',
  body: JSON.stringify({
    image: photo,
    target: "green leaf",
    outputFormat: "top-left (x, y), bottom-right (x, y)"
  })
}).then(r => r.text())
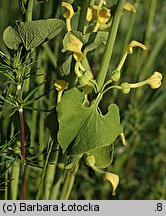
top-left (3, 26), bottom-right (22, 50)
top-left (88, 144), bottom-right (114, 168)
top-left (57, 88), bottom-right (122, 156)
top-left (3, 19), bottom-right (64, 50)
top-left (59, 54), bottom-right (73, 76)
top-left (84, 31), bottom-right (108, 53)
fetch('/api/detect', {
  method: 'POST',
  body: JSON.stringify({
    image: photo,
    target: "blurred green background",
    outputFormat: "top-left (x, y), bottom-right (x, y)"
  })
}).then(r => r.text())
top-left (0, 0), bottom-right (166, 199)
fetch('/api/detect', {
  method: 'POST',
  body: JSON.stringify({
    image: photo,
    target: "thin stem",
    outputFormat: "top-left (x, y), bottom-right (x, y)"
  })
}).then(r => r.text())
top-left (144, 0), bottom-right (157, 50)
top-left (22, 166), bottom-right (27, 200)
top-left (66, 19), bottom-right (71, 32)
top-left (43, 43), bottom-right (57, 69)
top-left (96, 0), bottom-right (125, 91)
top-left (98, 0), bottom-right (104, 8)
top-left (77, 0), bottom-right (88, 32)
top-left (26, 0), bottom-right (34, 22)
top-left (19, 108), bottom-right (26, 200)
top-left (122, 0), bottom-right (139, 53)
top-left (90, 0), bottom-right (96, 6)
top-left (19, 109), bottom-right (25, 161)
top-left (36, 141), bottom-right (54, 200)
top-left (59, 162), bottom-right (79, 200)
top-left (5, 171), bottom-right (8, 200)
top-left (93, 21), bottom-right (100, 32)
top-left (49, 150), bottom-right (66, 199)
top-left (129, 80), bottom-right (147, 88)
top-left (140, 27), bottom-right (166, 79)
top-left (103, 85), bottom-right (122, 95)
top-left (42, 143), bottom-right (60, 199)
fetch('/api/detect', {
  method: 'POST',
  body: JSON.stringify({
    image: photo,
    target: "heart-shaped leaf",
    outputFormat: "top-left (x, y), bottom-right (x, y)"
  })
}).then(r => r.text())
top-left (3, 19), bottom-right (64, 50)
top-left (57, 88), bottom-right (122, 156)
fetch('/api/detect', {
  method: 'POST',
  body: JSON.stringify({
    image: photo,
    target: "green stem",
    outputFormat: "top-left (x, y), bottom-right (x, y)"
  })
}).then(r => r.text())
top-left (98, 0), bottom-right (104, 8)
top-left (26, 0), bottom-right (34, 22)
top-left (36, 141), bottom-right (54, 200)
top-left (42, 143), bottom-right (59, 199)
top-left (96, 0), bottom-right (125, 91)
top-left (10, 158), bottom-right (20, 200)
top-left (43, 43), bottom-right (57, 69)
top-left (122, 0), bottom-right (140, 53)
top-left (140, 27), bottom-right (166, 79)
top-left (144, 0), bottom-right (157, 50)
top-left (17, 81), bottom-right (26, 200)
top-left (5, 170), bottom-right (8, 200)
top-left (90, 0), bottom-right (96, 6)
top-left (77, 0), bottom-right (88, 32)
top-left (103, 85), bottom-right (122, 95)
top-left (59, 162), bottom-right (79, 200)
top-left (19, 108), bottom-right (27, 200)
top-left (49, 150), bottom-right (66, 200)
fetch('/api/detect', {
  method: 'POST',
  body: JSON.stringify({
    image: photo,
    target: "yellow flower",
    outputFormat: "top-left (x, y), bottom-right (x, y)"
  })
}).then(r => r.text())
top-left (116, 41), bottom-right (147, 72)
top-left (127, 40), bottom-right (147, 54)
top-left (124, 2), bottom-right (136, 13)
top-left (66, 34), bottom-right (84, 61)
top-left (62, 2), bottom-right (74, 19)
top-left (86, 4), bottom-right (111, 32)
top-left (104, 172), bottom-right (119, 196)
top-left (97, 7), bottom-right (111, 24)
top-left (120, 71), bottom-right (162, 94)
top-left (146, 72), bottom-right (163, 89)
top-left (62, 2), bottom-right (74, 31)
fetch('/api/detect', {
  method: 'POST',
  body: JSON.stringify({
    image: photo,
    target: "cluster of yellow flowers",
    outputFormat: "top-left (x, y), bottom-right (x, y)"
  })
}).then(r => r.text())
top-left (58, 1), bottom-right (163, 196)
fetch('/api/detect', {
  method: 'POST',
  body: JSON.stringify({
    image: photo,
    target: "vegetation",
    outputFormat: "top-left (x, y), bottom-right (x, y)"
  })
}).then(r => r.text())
top-left (0, 0), bottom-right (165, 200)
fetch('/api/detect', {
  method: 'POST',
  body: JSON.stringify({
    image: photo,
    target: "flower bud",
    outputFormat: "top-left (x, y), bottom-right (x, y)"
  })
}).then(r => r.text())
top-left (79, 70), bottom-right (94, 87)
top-left (110, 70), bottom-right (120, 82)
top-left (84, 70), bottom-right (94, 80)
top-left (124, 2), bottom-right (136, 13)
top-left (79, 75), bottom-right (90, 87)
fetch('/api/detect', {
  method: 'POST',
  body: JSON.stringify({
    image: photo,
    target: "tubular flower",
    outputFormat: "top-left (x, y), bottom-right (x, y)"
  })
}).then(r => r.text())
top-left (124, 2), bottom-right (136, 13)
top-left (62, 2), bottom-right (74, 31)
top-left (115, 41), bottom-right (147, 73)
top-left (85, 155), bottom-right (119, 196)
top-left (120, 71), bottom-right (162, 94)
top-left (65, 34), bottom-right (84, 62)
top-left (55, 80), bottom-right (68, 103)
top-left (127, 40), bottom-right (147, 54)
